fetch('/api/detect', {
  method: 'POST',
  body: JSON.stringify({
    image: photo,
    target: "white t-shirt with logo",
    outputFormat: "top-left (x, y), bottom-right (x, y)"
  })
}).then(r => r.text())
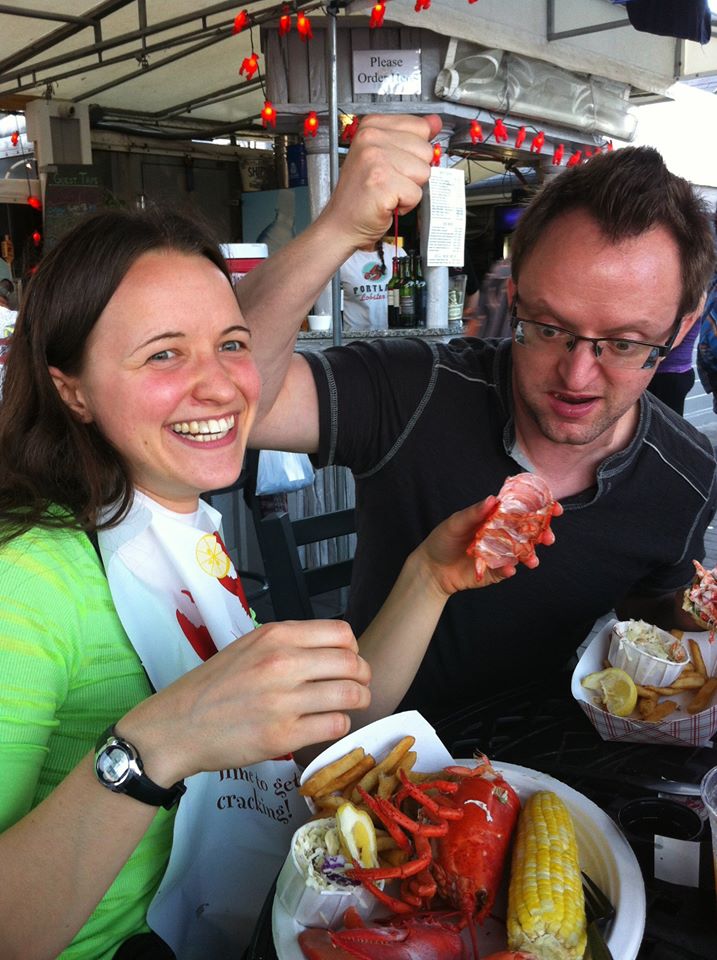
top-left (340, 243), bottom-right (406, 331)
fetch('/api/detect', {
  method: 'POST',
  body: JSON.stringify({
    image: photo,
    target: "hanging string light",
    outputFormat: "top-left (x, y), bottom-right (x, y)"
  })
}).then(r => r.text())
top-left (415, 0), bottom-right (431, 10)
top-left (552, 143), bottom-right (565, 166)
top-left (529, 130), bottom-right (545, 153)
top-left (27, 195), bottom-right (42, 210)
top-left (514, 126), bottom-right (526, 149)
top-left (232, 9), bottom-right (249, 34)
top-left (10, 131), bottom-right (19, 146)
top-left (469, 120), bottom-right (483, 143)
top-left (239, 51), bottom-right (259, 79)
top-left (493, 118), bottom-right (509, 142)
top-left (296, 11), bottom-right (313, 40)
top-left (32, 230), bottom-right (42, 247)
top-left (303, 111), bottom-right (319, 137)
top-left (261, 100), bottom-right (276, 127)
top-left (431, 142), bottom-right (442, 165)
top-left (278, 4), bottom-right (292, 35)
top-left (369, 2), bottom-right (386, 28)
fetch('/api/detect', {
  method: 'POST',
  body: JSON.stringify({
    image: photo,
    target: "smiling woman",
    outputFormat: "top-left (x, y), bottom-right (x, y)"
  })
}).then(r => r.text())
top-left (49, 246), bottom-right (260, 513)
top-left (0, 207), bottom-right (368, 959)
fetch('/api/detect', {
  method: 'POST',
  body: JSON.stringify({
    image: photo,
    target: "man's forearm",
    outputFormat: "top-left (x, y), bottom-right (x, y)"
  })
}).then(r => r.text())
top-left (236, 213), bottom-right (352, 418)
top-left (234, 114), bottom-right (441, 421)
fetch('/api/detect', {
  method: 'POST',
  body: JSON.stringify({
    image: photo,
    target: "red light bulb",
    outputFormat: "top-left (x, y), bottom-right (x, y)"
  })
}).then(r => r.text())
top-left (261, 101), bottom-right (276, 128)
top-left (233, 10), bottom-right (248, 33)
top-left (369, 2), bottom-right (386, 28)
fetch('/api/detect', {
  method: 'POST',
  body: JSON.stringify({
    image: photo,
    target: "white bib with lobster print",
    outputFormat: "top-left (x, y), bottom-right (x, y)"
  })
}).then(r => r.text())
top-left (98, 491), bottom-right (304, 958)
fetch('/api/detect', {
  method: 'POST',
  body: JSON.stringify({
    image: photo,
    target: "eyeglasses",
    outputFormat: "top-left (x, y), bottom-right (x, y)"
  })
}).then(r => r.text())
top-left (510, 298), bottom-right (681, 370)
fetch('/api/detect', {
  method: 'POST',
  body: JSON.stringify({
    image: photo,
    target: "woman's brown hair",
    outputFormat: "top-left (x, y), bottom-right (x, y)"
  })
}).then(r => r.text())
top-left (0, 206), bottom-right (232, 544)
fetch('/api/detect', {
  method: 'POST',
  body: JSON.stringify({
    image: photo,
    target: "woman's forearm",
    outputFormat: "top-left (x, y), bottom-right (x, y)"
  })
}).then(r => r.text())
top-left (0, 754), bottom-right (159, 959)
top-left (352, 546), bottom-right (449, 728)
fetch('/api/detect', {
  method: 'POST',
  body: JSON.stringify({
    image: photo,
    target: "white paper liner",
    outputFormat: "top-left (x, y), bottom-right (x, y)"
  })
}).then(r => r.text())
top-left (572, 618), bottom-right (717, 746)
top-left (608, 621), bottom-right (687, 687)
top-left (300, 711), bottom-right (453, 813)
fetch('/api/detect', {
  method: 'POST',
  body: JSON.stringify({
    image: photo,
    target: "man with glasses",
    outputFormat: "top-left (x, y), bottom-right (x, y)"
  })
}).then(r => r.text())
top-left (246, 115), bottom-right (717, 722)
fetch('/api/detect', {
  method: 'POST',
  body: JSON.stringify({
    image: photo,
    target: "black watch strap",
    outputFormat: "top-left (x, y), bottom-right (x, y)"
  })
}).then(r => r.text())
top-left (94, 725), bottom-right (186, 810)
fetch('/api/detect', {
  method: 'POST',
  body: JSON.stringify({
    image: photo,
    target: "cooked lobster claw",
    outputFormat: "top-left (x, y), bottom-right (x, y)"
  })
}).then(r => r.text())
top-left (298, 908), bottom-right (466, 960)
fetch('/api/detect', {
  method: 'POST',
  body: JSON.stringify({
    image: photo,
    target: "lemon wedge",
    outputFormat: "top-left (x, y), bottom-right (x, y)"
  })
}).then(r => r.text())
top-left (195, 533), bottom-right (231, 579)
top-left (335, 801), bottom-right (378, 869)
top-left (582, 667), bottom-right (638, 717)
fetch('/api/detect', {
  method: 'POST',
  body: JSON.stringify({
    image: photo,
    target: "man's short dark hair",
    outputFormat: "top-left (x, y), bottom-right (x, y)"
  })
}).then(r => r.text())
top-left (511, 146), bottom-right (715, 317)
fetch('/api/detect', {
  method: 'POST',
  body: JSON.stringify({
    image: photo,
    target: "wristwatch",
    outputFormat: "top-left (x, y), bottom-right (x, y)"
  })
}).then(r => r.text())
top-left (94, 725), bottom-right (186, 810)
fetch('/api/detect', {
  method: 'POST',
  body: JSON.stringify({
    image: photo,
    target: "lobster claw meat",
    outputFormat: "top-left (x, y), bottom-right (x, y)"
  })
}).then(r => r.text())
top-left (299, 908), bottom-right (467, 960)
top-left (467, 473), bottom-right (556, 581)
top-left (298, 908), bottom-right (537, 960)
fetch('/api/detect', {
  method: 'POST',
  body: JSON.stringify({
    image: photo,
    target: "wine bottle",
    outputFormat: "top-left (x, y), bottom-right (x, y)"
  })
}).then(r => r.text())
top-left (387, 256), bottom-right (402, 329)
top-left (398, 255), bottom-right (416, 328)
top-left (412, 252), bottom-right (427, 328)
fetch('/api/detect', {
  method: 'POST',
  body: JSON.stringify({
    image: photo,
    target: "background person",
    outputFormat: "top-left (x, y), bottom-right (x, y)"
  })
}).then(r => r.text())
top-left (244, 133), bottom-right (717, 725)
top-left (340, 238), bottom-right (405, 331)
top-left (0, 277), bottom-right (17, 334)
top-left (647, 317), bottom-right (699, 415)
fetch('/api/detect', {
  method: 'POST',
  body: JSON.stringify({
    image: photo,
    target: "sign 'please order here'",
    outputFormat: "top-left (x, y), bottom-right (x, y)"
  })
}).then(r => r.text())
top-left (352, 50), bottom-right (421, 96)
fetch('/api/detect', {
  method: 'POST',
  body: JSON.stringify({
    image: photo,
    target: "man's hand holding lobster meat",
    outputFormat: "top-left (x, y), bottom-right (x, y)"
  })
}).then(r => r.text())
top-left (351, 492), bottom-right (562, 728)
top-left (414, 496), bottom-right (561, 599)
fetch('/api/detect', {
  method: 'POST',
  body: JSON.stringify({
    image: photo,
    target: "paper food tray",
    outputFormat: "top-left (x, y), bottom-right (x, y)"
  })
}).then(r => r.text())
top-left (299, 710), bottom-right (453, 812)
top-left (571, 618), bottom-right (717, 746)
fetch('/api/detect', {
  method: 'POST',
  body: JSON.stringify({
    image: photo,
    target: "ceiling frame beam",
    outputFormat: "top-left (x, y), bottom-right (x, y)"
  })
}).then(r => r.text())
top-left (0, 0), bottom-right (134, 74)
top-left (73, 29), bottom-right (239, 102)
top-left (0, 0), bottom-right (261, 83)
top-left (0, 5), bottom-right (98, 26)
top-left (546, 0), bottom-right (630, 42)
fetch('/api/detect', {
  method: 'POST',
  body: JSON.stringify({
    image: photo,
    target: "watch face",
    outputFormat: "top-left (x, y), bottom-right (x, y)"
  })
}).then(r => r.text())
top-left (98, 744), bottom-right (131, 784)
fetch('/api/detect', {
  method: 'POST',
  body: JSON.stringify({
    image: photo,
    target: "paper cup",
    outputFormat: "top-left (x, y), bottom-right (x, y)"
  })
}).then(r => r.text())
top-left (608, 620), bottom-right (687, 687)
top-left (276, 817), bottom-right (380, 928)
top-left (308, 314), bottom-right (332, 332)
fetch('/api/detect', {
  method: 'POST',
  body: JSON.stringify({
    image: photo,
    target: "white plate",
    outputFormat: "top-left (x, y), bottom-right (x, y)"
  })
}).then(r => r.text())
top-left (272, 761), bottom-right (645, 960)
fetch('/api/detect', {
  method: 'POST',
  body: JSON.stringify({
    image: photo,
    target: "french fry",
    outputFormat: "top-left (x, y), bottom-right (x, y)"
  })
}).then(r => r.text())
top-left (687, 677), bottom-right (717, 714)
top-left (642, 685), bottom-right (679, 697)
top-left (642, 678), bottom-right (704, 695)
top-left (396, 751), bottom-right (417, 775)
top-left (636, 684), bottom-right (658, 700)
top-left (381, 848), bottom-right (410, 867)
top-left (673, 675), bottom-right (706, 689)
top-left (670, 629), bottom-right (684, 640)
top-left (376, 835), bottom-right (400, 852)
top-left (641, 700), bottom-right (679, 723)
top-left (378, 735), bottom-right (416, 774)
top-left (377, 772), bottom-right (398, 799)
top-left (689, 638), bottom-right (708, 680)
top-left (299, 747), bottom-right (366, 797)
top-left (351, 736), bottom-right (415, 802)
top-left (312, 795), bottom-right (347, 812)
top-left (406, 769), bottom-right (445, 783)
top-left (313, 754), bottom-right (376, 798)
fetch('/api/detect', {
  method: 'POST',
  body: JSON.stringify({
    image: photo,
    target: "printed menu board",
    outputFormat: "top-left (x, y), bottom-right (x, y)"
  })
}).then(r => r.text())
top-left (43, 165), bottom-right (107, 249)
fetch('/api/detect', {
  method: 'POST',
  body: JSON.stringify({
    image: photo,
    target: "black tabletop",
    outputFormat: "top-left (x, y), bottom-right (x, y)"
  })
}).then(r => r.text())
top-left (245, 677), bottom-right (717, 960)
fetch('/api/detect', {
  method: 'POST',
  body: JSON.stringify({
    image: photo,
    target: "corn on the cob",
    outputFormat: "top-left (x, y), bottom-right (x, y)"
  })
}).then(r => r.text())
top-left (506, 790), bottom-right (587, 960)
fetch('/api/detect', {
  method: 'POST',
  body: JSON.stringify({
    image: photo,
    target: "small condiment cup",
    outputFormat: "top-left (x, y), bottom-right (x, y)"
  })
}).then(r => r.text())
top-left (308, 313), bottom-right (332, 332)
